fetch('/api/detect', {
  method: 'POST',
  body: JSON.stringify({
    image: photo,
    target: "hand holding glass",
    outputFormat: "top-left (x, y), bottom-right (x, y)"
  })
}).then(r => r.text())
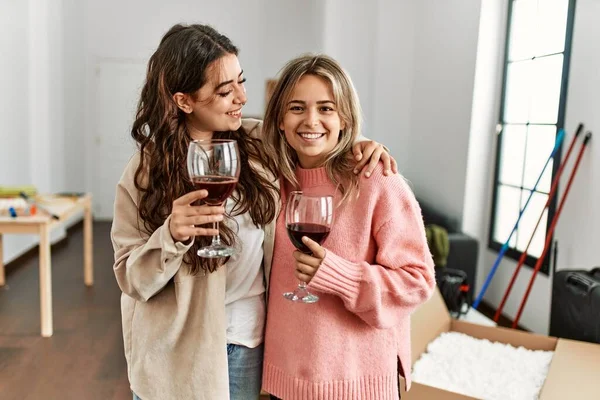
top-left (187, 139), bottom-right (240, 258)
top-left (284, 191), bottom-right (334, 303)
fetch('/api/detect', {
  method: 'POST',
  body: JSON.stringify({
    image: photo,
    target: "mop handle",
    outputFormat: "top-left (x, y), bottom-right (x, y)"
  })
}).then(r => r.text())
top-left (494, 124), bottom-right (584, 321)
top-left (472, 128), bottom-right (566, 309)
top-left (512, 132), bottom-right (592, 328)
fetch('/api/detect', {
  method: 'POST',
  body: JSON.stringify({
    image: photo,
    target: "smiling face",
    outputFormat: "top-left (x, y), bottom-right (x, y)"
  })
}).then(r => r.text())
top-left (280, 74), bottom-right (344, 169)
top-left (173, 53), bottom-right (247, 140)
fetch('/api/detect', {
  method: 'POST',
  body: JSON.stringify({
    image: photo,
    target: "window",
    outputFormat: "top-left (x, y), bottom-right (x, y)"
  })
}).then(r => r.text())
top-left (489, 0), bottom-right (576, 274)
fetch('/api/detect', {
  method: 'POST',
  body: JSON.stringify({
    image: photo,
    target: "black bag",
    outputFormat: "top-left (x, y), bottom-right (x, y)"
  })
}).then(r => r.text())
top-left (436, 268), bottom-right (470, 318)
top-left (550, 267), bottom-right (600, 344)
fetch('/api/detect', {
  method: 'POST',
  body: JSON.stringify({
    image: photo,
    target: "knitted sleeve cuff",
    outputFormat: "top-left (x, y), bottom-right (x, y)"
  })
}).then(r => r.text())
top-left (308, 250), bottom-right (363, 302)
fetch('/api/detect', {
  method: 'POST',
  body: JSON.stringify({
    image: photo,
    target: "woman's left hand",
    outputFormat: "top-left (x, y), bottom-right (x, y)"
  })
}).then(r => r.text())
top-left (352, 140), bottom-right (398, 177)
top-left (293, 237), bottom-right (327, 284)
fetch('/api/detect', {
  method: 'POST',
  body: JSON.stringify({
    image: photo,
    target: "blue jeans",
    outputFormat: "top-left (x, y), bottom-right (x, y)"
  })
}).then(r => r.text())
top-left (132, 343), bottom-right (264, 400)
top-left (228, 343), bottom-right (264, 400)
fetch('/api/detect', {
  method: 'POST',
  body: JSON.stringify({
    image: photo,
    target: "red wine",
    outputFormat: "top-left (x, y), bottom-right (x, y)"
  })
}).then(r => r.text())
top-left (193, 176), bottom-right (238, 205)
top-left (286, 223), bottom-right (331, 253)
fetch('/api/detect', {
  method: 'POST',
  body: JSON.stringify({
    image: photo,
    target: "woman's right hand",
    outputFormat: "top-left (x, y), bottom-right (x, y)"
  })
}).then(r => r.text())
top-left (169, 190), bottom-right (225, 243)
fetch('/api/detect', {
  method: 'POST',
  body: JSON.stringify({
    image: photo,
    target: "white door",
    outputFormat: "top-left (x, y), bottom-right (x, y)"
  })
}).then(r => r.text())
top-left (89, 60), bottom-right (146, 219)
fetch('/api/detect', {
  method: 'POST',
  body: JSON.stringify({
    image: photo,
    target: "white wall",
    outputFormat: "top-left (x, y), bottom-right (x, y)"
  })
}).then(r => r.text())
top-left (261, 0), bottom-right (325, 97)
top-left (463, 0), bottom-right (509, 309)
top-left (371, 0), bottom-right (416, 170)
top-left (0, 0), bottom-right (72, 264)
top-left (1, 1), bottom-right (31, 187)
top-left (405, 0), bottom-right (482, 222)
top-left (1, 0), bottom-right (37, 263)
top-left (29, 0), bottom-right (53, 194)
top-left (62, 0), bottom-right (86, 192)
top-left (322, 0), bottom-right (377, 136)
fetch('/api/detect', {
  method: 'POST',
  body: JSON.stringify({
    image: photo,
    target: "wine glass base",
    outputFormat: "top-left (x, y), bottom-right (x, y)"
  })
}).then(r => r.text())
top-left (197, 245), bottom-right (235, 258)
top-left (283, 289), bottom-right (319, 303)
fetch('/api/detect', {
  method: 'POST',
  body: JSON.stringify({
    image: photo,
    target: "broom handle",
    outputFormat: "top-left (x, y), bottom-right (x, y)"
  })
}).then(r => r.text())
top-left (494, 124), bottom-right (584, 321)
top-left (512, 132), bottom-right (592, 328)
top-left (473, 127), bottom-right (568, 309)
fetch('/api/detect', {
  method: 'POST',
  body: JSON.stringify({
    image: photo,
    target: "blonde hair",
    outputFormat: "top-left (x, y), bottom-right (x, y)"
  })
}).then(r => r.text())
top-left (263, 54), bottom-right (362, 204)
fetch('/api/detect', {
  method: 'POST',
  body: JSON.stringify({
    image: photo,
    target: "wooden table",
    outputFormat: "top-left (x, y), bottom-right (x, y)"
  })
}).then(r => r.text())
top-left (0, 194), bottom-right (94, 337)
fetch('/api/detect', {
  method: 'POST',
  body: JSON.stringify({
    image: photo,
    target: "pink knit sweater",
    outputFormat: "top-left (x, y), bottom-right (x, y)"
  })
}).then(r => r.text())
top-left (262, 164), bottom-right (436, 400)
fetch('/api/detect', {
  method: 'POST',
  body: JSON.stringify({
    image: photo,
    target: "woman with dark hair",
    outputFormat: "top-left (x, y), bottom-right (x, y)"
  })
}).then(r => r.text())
top-left (111, 24), bottom-right (396, 400)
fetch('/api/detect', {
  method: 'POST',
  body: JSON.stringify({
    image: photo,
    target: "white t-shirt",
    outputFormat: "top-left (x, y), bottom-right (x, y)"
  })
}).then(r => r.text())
top-left (225, 196), bottom-right (266, 348)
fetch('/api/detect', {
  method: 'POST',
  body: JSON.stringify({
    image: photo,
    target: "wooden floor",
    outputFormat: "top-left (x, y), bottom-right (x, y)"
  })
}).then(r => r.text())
top-left (0, 221), bottom-right (131, 400)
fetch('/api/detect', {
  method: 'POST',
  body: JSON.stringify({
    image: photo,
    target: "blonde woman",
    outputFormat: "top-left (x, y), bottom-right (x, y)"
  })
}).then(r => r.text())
top-left (261, 54), bottom-right (436, 399)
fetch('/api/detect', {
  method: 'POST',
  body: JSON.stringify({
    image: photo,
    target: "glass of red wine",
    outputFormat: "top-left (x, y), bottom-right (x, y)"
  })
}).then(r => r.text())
top-left (187, 139), bottom-right (240, 258)
top-left (284, 191), bottom-right (333, 303)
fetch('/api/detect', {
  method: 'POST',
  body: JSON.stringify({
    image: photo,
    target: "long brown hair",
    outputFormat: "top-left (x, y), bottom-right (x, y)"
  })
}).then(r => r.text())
top-left (263, 54), bottom-right (362, 204)
top-left (131, 24), bottom-right (278, 274)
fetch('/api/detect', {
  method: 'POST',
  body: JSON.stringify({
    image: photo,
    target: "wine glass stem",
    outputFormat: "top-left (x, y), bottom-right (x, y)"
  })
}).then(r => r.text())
top-left (298, 281), bottom-right (307, 289)
top-left (211, 221), bottom-right (221, 246)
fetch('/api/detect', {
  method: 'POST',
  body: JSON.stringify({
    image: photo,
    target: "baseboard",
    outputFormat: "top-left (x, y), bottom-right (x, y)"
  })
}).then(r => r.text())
top-left (476, 300), bottom-right (529, 332)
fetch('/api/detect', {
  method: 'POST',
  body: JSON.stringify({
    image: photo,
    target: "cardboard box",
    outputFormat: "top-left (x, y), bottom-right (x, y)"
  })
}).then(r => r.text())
top-left (401, 287), bottom-right (600, 399)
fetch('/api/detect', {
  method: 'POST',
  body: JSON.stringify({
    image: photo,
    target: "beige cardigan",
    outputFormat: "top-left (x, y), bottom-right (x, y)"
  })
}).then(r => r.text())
top-left (111, 119), bottom-right (277, 400)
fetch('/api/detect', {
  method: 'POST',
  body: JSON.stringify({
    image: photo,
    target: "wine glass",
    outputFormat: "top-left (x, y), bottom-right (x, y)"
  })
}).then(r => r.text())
top-left (187, 139), bottom-right (240, 258)
top-left (284, 191), bottom-right (334, 303)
